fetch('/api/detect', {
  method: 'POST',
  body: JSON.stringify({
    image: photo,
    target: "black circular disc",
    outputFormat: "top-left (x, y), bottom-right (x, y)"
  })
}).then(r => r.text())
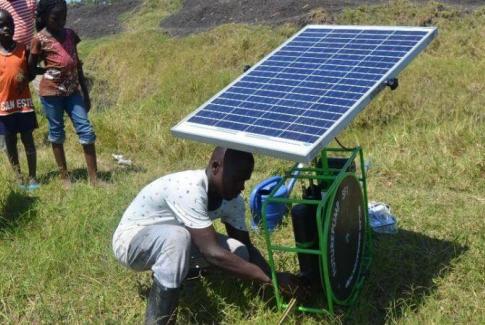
top-left (326, 174), bottom-right (365, 302)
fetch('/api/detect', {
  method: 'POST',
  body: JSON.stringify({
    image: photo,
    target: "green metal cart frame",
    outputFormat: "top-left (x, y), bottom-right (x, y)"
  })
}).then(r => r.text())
top-left (260, 147), bottom-right (373, 316)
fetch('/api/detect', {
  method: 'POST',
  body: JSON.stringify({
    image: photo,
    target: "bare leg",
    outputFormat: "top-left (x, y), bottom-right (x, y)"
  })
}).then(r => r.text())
top-left (82, 143), bottom-right (97, 186)
top-left (5, 134), bottom-right (21, 181)
top-left (20, 131), bottom-right (37, 183)
top-left (51, 143), bottom-right (70, 185)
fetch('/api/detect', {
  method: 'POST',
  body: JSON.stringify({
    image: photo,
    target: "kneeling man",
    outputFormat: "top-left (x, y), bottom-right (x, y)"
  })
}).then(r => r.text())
top-left (113, 147), bottom-right (295, 324)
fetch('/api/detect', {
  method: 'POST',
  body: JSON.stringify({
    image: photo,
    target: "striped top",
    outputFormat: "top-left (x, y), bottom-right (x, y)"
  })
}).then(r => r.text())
top-left (0, 0), bottom-right (36, 48)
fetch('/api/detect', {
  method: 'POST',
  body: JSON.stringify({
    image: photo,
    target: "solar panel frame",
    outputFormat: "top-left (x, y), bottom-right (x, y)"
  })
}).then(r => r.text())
top-left (172, 25), bottom-right (437, 162)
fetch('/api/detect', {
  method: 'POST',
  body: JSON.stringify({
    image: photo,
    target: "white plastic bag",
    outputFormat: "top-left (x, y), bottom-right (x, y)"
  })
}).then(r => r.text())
top-left (368, 201), bottom-right (398, 234)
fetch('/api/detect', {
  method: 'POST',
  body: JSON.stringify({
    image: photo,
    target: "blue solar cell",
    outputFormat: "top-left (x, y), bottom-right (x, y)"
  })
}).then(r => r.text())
top-left (276, 79), bottom-right (303, 86)
top-left (279, 99), bottom-right (313, 109)
top-left (361, 30), bottom-right (390, 35)
top-left (174, 25), bottom-right (436, 158)
top-left (232, 107), bottom-right (263, 117)
top-left (313, 70), bottom-right (348, 78)
top-left (230, 87), bottom-right (257, 95)
top-left (213, 98), bottom-right (240, 107)
top-left (388, 35), bottom-right (423, 41)
top-left (272, 105), bottom-right (304, 115)
top-left (253, 119), bottom-right (291, 130)
top-left (286, 93), bottom-right (320, 102)
top-left (295, 115), bottom-right (332, 126)
top-left (340, 49), bottom-right (373, 55)
top-left (352, 67), bottom-right (385, 74)
top-left (395, 30), bottom-right (426, 35)
top-left (258, 65), bottom-right (285, 73)
top-left (290, 62), bottom-right (320, 69)
top-left (359, 61), bottom-right (394, 69)
top-left (246, 126), bottom-right (281, 137)
top-left (304, 110), bottom-right (340, 121)
top-left (308, 47), bottom-right (339, 55)
top-left (283, 45), bottom-right (310, 52)
top-left (197, 110), bottom-right (226, 119)
top-left (385, 40), bottom-right (417, 46)
top-left (264, 60), bottom-right (291, 67)
top-left (312, 103), bottom-right (348, 114)
top-left (270, 55), bottom-right (295, 62)
top-left (298, 87), bottom-right (326, 96)
top-left (222, 93), bottom-right (249, 101)
top-left (188, 116), bottom-right (217, 125)
top-left (239, 101), bottom-right (271, 110)
top-left (277, 73), bottom-right (308, 81)
top-left (332, 84), bottom-right (367, 93)
top-left (236, 81), bottom-right (259, 89)
top-left (346, 72), bottom-right (381, 81)
top-left (229, 115), bottom-right (257, 125)
top-left (277, 50), bottom-right (300, 57)
top-left (252, 70), bottom-right (280, 78)
top-left (280, 131), bottom-right (319, 143)
top-left (306, 75), bottom-right (342, 84)
top-left (319, 64), bottom-right (353, 73)
top-left (205, 104), bottom-right (228, 113)
top-left (215, 120), bottom-right (247, 131)
top-left (261, 112), bottom-right (298, 123)
top-left (248, 95), bottom-right (280, 105)
top-left (320, 97), bottom-right (355, 107)
top-left (326, 90), bottom-right (361, 100)
top-left (352, 39), bottom-right (382, 45)
top-left (287, 123), bottom-right (327, 135)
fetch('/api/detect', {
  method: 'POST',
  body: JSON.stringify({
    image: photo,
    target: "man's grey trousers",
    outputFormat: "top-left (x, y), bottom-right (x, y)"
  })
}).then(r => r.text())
top-left (125, 224), bottom-right (249, 288)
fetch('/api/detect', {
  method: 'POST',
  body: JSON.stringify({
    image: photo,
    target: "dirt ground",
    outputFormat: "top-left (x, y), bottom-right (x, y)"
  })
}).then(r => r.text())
top-left (160, 0), bottom-right (483, 36)
top-left (67, 0), bottom-right (483, 38)
top-left (161, 0), bottom-right (388, 36)
top-left (67, 0), bottom-right (140, 39)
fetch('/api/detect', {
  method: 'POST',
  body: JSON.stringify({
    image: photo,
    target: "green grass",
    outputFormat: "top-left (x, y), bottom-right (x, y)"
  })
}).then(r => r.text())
top-left (0, 0), bottom-right (484, 323)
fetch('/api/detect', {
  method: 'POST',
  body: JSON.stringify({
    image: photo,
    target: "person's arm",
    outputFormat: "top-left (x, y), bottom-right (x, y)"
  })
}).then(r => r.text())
top-left (73, 30), bottom-right (91, 112)
top-left (27, 36), bottom-right (45, 80)
top-left (77, 61), bottom-right (91, 112)
top-left (187, 225), bottom-right (272, 284)
top-left (27, 50), bottom-right (39, 80)
top-left (224, 222), bottom-right (271, 275)
top-left (224, 222), bottom-right (302, 297)
top-left (27, 52), bottom-right (45, 80)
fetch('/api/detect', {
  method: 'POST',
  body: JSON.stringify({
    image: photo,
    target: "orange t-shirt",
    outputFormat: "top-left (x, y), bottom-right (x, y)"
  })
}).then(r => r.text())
top-left (0, 43), bottom-right (34, 116)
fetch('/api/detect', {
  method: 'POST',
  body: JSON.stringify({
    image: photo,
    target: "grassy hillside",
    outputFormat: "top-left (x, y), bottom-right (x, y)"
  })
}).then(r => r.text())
top-left (0, 0), bottom-right (483, 323)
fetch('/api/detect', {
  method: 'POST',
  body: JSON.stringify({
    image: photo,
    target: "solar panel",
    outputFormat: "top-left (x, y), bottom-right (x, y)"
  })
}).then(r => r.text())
top-left (172, 25), bottom-right (437, 162)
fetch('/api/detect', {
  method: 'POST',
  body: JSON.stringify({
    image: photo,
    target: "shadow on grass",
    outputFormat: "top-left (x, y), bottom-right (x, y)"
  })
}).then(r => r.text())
top-left (0, 191), bottom-right (38, 233)
top-left (135, 270), bottom-right (265, 324)
top-left (133, 229), bottom-right (466, 323)
top-left (179, 273), bottom-right (257, 324)
top-left (345, 229), bottom-right (468, 324)
top-left (37, 165), bottom-right (146, 185)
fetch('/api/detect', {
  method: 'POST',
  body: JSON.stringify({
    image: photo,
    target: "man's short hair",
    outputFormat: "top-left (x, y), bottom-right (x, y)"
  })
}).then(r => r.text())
top-left (223, 148), bottom-right (254, 170)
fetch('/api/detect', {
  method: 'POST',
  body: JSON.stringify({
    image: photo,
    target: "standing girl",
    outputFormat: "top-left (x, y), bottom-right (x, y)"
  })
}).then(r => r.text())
top-left (0, 9), bottom-right (39, 189)
top-left (29, 0), bottom-right (97, 186)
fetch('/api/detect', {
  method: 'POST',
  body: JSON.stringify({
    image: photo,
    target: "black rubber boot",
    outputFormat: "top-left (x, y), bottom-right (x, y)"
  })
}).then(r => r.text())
top-left (145, 278), bottom-right (180, 325)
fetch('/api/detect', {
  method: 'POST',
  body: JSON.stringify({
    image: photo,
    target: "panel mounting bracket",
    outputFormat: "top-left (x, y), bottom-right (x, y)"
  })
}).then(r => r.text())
top-left (385, 78), bottom-right (399, 91)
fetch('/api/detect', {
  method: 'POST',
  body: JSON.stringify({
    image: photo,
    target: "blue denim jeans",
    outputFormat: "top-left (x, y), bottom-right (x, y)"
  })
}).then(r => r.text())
top-left (40, 93), bottom-right (96, 144)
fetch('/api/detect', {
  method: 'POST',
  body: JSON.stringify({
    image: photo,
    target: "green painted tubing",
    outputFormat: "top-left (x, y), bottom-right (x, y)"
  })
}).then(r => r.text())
top-left (279, 304), bottom-right (333, 316)
top-left (271, 245), bottom-right (322, 255)
top-left (260, 179), bottom-right (283, 308)
top-left (295, 241), bottom-right (315, 249)
top-left (261, 146), bottom-right (370, 315)
top-left (319, 174), bottom-right (336, 315)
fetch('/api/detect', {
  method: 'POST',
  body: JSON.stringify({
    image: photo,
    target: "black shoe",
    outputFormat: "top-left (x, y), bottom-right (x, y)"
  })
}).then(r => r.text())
top-left (145, 278), bottom-right (180, 325)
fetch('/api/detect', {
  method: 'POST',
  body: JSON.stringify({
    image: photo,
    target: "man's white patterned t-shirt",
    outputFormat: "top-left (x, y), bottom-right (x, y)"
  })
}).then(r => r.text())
top-left (112, 169), bottom-right (247, 264)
